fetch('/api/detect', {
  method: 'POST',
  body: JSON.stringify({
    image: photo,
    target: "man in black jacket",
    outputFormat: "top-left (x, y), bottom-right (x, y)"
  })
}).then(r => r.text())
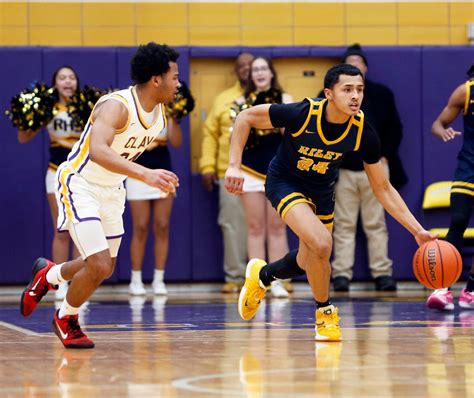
top-left (329, 44), bottom-right (408, 292)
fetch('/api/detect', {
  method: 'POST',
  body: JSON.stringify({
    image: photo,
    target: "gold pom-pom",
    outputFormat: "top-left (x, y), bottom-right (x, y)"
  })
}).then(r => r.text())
top-left (67, 86), bottom-right (109, 131)
top-left (165, 80), bottom-right (195, 122)
top-left (5, 82), bottom-right (57, 131)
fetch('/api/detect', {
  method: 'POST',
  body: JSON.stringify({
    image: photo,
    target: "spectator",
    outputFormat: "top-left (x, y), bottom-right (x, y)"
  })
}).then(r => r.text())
top-left (199, 53), bottom-right (254, 293)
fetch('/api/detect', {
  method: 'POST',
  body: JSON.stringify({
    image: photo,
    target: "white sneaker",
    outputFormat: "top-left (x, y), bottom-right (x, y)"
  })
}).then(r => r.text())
top-left (270, 280), bottom-right (289, 298)
top-left (129, 281), bottom-right (147, 295)
top-left (152, 280), bottom-right (168, 295)
top-left (55, 283), bottom-right (68, 300)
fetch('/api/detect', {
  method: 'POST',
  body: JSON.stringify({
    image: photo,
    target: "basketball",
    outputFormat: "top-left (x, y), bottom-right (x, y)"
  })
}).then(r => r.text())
top-left (412, 240), bottom-right (462, 289)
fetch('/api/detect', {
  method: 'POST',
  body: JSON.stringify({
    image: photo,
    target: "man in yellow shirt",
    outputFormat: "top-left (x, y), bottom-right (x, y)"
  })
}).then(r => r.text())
top-left (200, 53), bottom-right (254, 293)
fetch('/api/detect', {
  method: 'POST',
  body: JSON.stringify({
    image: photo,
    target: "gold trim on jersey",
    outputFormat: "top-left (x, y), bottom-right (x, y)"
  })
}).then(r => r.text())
top-left (70, 126), bottom-right (91, 171)
top-left (315, 99), bottom-right (361, 146)
top-left (58, 166), bottom-right (74, 223)
top-left (110, 94), bottom-right (131, 134)
top-left (464, 81), bottom-right (473, 116)
top-left (353, 111), bottom-right (364, 151)
top-left (89, 93), bottom-right (131, 134)
top-left (452, 181), bottom-right (474, 189)
top-left (291, 98), bottom-right (317, 138)
top-left (451, 188), bottom-right (474, 196)
top-left (132, 85), bottom-right (160, 129)
top-left (161, 103), bottom-right (168, 130)
top-left (241, 165), bottom-right (266, 180)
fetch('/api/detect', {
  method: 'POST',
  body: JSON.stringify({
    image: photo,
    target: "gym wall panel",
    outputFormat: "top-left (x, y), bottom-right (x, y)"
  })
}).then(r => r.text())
top-left (137, 27), bottom-right (188, 47)
top-left (0, 2), bottom-right (27, 25)
top-left (136, 3), bottom-right (187, 26)
top-left (346, 27), bottom-right (398, 45)
top-left (30, 27), bottom-right (82, 46)
top-left (189, 27), bottom-right (241, 47)
top-left (450, 2), bottom-right (474, 25)
top-left (399, 27), bottom-right (450, 45)
top-left (242, 27), bottom-right (293, 46)
top-left (0, 48), bottom-right (45, 284)
top-left (294, 27), bottom-right (345, 46)
top-left (398, 2), bottom-right (449, 26)
top-left (82, 3), bottom-right (135, 27)
top-left (0, 27), bottom-right (28, 46)
top-left (83, 27), bottom-right (136, 46)
top-left (241, 3), bottom-right (293, 27)
top-left (189, 3), bottom-right (240, 27)
top-left (29, 3), bottom-right (82, 27)
top-left (346, 3), bottom-right (397, 26)
top-left (294, 3), bottom-right (345, 27)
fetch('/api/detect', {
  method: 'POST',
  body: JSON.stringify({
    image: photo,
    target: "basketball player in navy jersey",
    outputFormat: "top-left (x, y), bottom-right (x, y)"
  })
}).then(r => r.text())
top-left (226, 64), bottom-right (437, 341)
top-left (426, 65), bottom-right (474, 311)
top-left (20, 43), bottom-right (180, 348)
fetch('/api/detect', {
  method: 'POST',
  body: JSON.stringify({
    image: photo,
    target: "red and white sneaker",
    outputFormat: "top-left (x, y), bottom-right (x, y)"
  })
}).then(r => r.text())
top-left (459, 288), bottom-right (474, 309)
top-left (426, 288), bottom-right (454, 311)
top-left (53, 310), bottom-right (95, 349)
top-left (20, 258), bottom-right (58, 316)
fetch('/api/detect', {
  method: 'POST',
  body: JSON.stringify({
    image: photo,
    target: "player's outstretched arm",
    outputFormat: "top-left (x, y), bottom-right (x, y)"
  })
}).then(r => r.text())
top-left (225, 104), bottom-right (273, 194)
top-left (364, 161), bottom-right (437, 246)
top-left (432, 84), bottom-right (465, 142)
top-left (89, 100), bottom-right (178, 193)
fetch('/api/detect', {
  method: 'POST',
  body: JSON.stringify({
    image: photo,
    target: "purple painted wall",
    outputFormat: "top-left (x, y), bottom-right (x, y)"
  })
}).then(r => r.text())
top-left (1, 46), bottom-right (472, 284)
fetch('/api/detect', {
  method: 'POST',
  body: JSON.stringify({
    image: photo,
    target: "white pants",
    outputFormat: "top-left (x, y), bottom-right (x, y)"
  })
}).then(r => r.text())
top-left (55, 163), bottom-right (125, 259)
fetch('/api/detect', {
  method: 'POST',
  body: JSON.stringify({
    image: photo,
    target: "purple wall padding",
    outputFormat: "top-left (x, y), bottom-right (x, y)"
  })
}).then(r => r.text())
top-left (1, 45), bottom-right (472, 285)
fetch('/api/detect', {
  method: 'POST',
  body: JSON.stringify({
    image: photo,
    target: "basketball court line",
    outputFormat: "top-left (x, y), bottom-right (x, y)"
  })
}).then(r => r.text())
top-left (172, 363), bottom-right (435, 397)
top-left (0, 321), bottom-right (42, 336)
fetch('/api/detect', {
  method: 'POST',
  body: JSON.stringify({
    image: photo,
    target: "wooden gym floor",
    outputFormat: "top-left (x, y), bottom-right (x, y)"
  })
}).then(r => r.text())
top-left (0, 284), bottom-right (472, 398)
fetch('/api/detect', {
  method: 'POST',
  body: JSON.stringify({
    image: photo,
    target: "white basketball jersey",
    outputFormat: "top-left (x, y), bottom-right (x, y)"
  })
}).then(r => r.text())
top-left (46, 103), bottom-right (81, 149)
top-left (66, 86), bottom-right (167, 187)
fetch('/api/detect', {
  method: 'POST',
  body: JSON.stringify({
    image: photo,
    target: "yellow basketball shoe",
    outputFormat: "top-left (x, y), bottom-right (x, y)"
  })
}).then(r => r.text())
top-left (315, 305), bottom-right (342, 342)
top-left (238, 259), bottom-right (269, 320)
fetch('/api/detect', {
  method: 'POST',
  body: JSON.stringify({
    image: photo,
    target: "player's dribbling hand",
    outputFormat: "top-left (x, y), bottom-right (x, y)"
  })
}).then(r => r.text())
top-left (440, 127), bottom-right (462, 142)
top-left (224, 166), bottom-right (244, 194)
top-left (144, 169), bottom-right (179, 193)
top-left (414, 229), bottom-right (438, 247)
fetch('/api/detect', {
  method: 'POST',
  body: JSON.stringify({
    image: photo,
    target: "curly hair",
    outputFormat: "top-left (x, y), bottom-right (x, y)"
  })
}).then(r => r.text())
top-left (130, 42), bottom-right (180, 84)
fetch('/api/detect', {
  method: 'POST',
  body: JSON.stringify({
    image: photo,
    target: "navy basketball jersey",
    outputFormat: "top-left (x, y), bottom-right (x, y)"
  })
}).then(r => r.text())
top-left (453, 80), bottom-right (474, 187)
top-left (272, 98), bottom-right (364, 191)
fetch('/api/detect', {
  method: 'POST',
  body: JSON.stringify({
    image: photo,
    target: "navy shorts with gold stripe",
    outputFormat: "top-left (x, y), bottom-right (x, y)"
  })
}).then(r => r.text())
top-left (265, 170), bottom-right (335, 229)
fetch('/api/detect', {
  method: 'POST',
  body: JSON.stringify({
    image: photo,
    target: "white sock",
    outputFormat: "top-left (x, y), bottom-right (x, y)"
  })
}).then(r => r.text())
top-left (58, 299), bottom-right (80, 319)
top-left (46, 263), bottom-right (66, 285)
top-left (154, 269), bottom-right (164, 283)
top-left (131, 270), bottom-right (142, 284)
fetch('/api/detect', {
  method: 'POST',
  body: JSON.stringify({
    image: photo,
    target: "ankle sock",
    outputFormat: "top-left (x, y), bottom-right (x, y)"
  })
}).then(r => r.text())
top-left (259, 250), bottom-right (305, 286)
top-left (46, 263), bottom-right (66, 285)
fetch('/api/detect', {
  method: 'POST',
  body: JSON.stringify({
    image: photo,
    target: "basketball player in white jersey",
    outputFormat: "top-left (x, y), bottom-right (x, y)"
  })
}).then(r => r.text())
top-left (20, 43), bottom-right (181, 349)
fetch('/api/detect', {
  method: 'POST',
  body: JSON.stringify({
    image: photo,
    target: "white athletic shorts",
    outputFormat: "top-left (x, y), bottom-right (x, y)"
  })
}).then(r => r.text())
top-left (126, 177), bottom-right (170, 201)
top-left (55, 163), bottom-right (126, 259)
top-left (242, 171), bottom-right (265, 193)
top-left (45, 168), bottom-right (57, 194)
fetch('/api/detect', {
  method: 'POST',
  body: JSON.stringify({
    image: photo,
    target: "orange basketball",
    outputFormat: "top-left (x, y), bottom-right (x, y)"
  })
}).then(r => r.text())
top-left (412, 240), bottom-right (462, 289)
